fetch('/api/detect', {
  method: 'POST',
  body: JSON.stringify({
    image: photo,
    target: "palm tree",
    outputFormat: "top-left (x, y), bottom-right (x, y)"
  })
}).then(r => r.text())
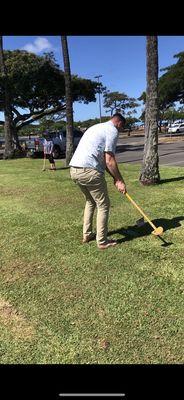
top-left (61, 36), bottom-right (74, 166)
top-left (139, 36), bottom-right (160, 184)
top-left (0, 36), bottom-right (14, 159)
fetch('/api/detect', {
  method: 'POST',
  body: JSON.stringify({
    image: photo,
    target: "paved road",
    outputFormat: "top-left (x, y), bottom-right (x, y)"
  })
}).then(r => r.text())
top-left (1, 134), bottom-right (184, 167)
top-left (116, 136), bottom-right (184, 167)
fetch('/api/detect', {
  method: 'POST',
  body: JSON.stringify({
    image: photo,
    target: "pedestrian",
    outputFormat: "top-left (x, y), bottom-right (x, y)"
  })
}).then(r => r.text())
top-left (69, 113), bottom-right (127, 250)
top-left (42, 132), bottom-right (56, 171)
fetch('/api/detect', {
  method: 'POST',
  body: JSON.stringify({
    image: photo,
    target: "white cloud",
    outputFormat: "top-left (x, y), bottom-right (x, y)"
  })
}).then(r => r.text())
top-left (22, 37), bottom-right (53, 54)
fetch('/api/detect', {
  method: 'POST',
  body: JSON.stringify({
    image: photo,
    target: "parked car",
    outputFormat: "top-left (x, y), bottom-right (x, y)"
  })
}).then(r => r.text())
top-left (26, 129), bottom-right (83, 158)
top-left (25, 136), bottom-right (45, 157)
top-left (0, 129), bottom-right (83, 158)
top-left (168, 123), bottom-right (184, 134)
top-left (47, 129), bottom-right (83, 159)
top-left (0, 136), bottom-right (42, 157)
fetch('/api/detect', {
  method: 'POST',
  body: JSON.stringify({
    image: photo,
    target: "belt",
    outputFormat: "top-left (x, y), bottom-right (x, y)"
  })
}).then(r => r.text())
top-left (70, 166), bottom-right (93, 170)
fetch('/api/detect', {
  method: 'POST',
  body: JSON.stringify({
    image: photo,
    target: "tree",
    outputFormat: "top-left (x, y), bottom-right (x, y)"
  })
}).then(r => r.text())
top-left (0, 50), bottom-right (101, 149)
top-left (103, 91), bottom-right (139, 116)
top-left (138, 89), bottom-right (176, 132)
top-left (139, 51), bottom-right (184, 130)
top-left (75, 116), bottom-right (109, 130)
top-left (0, 36), bottom-right (14, 158)
top-left (158, 52), bottom-right (184, 109)
top-left (61, 36), bottom-right (74, 166)
top-left (38, 113), bottom-right (66, 133)
top-left (140, 36), bottom-right (160, 185)
top-left (125, 116), bottom-right (140, 131)
top-left (139, 90), bottom-right (169, 132)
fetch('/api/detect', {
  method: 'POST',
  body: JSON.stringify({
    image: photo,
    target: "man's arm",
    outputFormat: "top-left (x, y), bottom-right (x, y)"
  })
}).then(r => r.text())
top-left (105, 152), bottom-right (126, 194)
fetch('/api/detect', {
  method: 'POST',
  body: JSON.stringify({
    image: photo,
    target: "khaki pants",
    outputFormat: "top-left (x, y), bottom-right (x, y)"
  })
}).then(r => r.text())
top-left (70, 167), bottom-right (110, 244)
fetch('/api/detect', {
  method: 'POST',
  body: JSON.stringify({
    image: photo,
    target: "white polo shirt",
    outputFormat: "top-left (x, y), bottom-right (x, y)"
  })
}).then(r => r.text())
top-left (69, 121), bottom-right (118, 173)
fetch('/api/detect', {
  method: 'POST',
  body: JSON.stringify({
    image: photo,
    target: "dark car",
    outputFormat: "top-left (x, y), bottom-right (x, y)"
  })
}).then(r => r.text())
top-left (49, 129), bottom-right (83, 159)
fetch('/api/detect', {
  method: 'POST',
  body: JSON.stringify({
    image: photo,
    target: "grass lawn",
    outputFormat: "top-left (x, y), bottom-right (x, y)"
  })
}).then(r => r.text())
top-left (0, 157), bottom-right (183, 364)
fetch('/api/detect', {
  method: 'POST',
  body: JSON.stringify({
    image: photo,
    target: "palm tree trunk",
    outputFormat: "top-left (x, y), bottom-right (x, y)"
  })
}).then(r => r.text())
top-left (139, 36), bottom-right (160, 184)
top-left (0, 36), bottom-right (14, 159)
top-left (61, 36), bottom-right (74, 166)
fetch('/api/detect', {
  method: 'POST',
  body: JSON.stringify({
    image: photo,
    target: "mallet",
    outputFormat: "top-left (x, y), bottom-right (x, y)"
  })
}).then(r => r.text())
top-left (125, 192), bottom-right (163, 236)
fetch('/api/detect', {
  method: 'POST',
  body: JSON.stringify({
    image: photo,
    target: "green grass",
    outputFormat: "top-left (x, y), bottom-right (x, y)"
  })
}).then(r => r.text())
top-left (0, 158), bottom-right (183, 364)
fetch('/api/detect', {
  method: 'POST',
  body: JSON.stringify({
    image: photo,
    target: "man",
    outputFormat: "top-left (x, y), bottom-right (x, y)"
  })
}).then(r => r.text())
top-left (69, 113), bottom-right (127, 250)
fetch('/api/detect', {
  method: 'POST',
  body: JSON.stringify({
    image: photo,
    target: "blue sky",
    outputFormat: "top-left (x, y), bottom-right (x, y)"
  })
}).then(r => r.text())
top-left (2, 35), bottom-right (184, 122)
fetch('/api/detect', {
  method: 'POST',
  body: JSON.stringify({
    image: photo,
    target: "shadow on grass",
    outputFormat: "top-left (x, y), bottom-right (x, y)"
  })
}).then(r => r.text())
top-left (41, 165), bottom-right (69, 170)
top-left (55, 167), bottom-right (70, 170)
top-left (108, 215), bottom-right (184, 244)
top-left (159, 176), bottom-right (184, 184)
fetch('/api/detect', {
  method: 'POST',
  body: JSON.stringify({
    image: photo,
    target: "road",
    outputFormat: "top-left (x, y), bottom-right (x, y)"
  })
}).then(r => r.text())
top-left (116, 135), bottom-right (184, 167)
top-left (1, 134), bottom-right (184, 167)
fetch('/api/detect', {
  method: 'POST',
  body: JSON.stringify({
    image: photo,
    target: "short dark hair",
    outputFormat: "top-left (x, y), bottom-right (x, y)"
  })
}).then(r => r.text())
top-left (112, 113), bottom-right (126, 124)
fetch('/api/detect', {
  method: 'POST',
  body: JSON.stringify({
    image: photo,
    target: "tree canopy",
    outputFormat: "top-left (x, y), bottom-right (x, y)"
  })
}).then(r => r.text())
top-left (0, 50), bottom-right (101, 132)
top-left (139, 52), bottom-right (184, 114)
top-left (103, 91), bottom-right (139, 116)
top-left (158, 52), bottom-right (184, 110)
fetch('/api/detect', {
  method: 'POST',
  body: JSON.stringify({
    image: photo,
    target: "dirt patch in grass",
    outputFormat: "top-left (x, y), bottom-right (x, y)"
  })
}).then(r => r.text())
top-left (0, 297), bottom-right (36, 340)
top-left (0, 186), bottom-right (32, 197)
top-left (38, 193), bottom-right (81, 207)
top-left (1, 259), bottom-right (48, 283)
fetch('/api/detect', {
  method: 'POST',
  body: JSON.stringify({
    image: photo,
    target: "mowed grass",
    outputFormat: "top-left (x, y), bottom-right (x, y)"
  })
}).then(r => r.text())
top-left (0, 157), bottom-right (183, 364)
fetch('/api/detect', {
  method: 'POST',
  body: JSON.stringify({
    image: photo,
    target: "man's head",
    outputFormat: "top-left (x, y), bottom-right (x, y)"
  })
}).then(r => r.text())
top-left (111, 113), bottom-right (126, 131)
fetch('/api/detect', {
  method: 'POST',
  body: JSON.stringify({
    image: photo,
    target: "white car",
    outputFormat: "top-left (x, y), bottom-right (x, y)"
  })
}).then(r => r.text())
top-left (168, 123), bottom-right (184, 134)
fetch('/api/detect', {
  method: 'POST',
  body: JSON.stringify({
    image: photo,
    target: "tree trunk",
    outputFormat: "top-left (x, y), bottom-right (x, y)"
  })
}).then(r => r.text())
top-left (140, 36), bottom-right (160, 185)
top-left (158, 120), bottom-right (162, 133)
top-left (61, 36), bottom-right (74, 166)
top-left (0, 36), bottom-right (14, 159)
top-left (13, 126), bottom-right (23, 151)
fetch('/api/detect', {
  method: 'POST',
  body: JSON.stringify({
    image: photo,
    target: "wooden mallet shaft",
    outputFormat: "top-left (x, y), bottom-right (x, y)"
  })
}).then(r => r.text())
top-left (125, 192), bottom-right (163, 236)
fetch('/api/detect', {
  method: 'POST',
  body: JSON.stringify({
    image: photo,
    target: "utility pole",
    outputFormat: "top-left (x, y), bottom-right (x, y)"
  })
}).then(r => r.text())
top-left (94, 75), bottom-right (102, 123)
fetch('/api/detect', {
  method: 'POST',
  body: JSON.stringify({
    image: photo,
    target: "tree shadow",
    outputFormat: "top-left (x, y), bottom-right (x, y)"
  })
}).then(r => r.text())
top-left (159, 176), bottom-right (184, 184)
top-left (108, 216), bottom-right (184, 244)
top-left (116, 144), bottom-right (144, 153)
top-left (55, 166), bottom-right (70, 170)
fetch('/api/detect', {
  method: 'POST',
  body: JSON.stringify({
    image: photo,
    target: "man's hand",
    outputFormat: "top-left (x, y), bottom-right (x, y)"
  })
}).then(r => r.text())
top-left (115, 179), bottom-right (126, 194)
